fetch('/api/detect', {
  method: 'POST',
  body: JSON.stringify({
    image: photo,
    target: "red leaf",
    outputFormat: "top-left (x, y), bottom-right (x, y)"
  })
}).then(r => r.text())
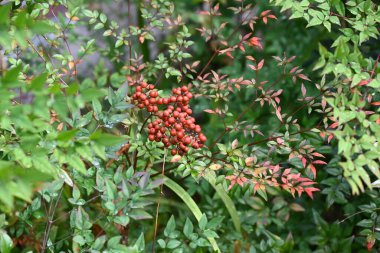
top-left (268, 14), bottom-right (277, 19)
top-left (246, 55), bottom-right (255, 61)
top-left (290, 66), bottom-right (299, 73)
top-left (298, 74), bottom-right (311, 81)
top-left (301, 157), bottom-right (307, 168)
top-left (257, 59), bottom-right (265, 70)
top-left (367, 235), bottom-right (376, 251)
top-left (248, 64), bottom-right (257, 71)
top-left (358, 79), bottom-right (369, 86)
top-left (311, 152), bottom-right (325, 158)
top-left (301, 83), bottom-right (306, 97)
top-left (199, 11), bottom-right (210, 15)
top-left (260, 10), bottom-right (272, 16)
top-left (276, 107), bottom-right (283, 122)
top-left (309, 164), bottom-right (316, 179)
top-left (247, 37), bottom-right (262, 49)
top-left (327, 134), bottom-right (333, 143)
top-left (204, 109), bottom-right (215, 114)
top-left (305, 187), bottom-right (319, 199)
top-left (313, 160), bottom-right (327, 165)
top-left (273, 89), bottom-right (283, 97)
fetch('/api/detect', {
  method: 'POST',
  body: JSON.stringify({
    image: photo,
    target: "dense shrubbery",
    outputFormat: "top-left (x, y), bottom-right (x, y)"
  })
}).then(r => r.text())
top-left (0, 0), bottom-right (379, 252)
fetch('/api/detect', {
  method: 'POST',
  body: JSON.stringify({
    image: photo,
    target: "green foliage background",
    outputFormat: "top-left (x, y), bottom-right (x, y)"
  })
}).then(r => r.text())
top-left (0, 0), bottom-right (379, 252)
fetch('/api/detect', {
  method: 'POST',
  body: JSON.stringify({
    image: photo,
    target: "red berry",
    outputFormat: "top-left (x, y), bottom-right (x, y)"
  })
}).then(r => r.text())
top-left (177, 131), bottom-right (184, 139)
top-left (171, 149), bottom-right (177, 155)
top-left (199, 134), bottom-right (207, 142)
top-left (174, 123), bottom-right (182, 130)
top-left (148, 135), bottom-right (155, 141)
top-left (150, 91), bottom-right (158, 98)
top-left (141, 82), bottom-right (148, 88)
top-left (168, 117), bottom-right (175, 124)
top-left (183, 136), bottom-right (191, 145)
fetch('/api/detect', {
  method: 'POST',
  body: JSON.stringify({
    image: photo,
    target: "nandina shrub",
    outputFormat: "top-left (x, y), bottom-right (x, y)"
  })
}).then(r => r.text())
top-left (0, 0), bottom-right (379, 252)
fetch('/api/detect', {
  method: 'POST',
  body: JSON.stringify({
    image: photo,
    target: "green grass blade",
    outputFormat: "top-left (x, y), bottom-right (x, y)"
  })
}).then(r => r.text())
top-left (162, 175), bottom-right (221, 252)
top-left (204, 171), bottom-right (242, 234)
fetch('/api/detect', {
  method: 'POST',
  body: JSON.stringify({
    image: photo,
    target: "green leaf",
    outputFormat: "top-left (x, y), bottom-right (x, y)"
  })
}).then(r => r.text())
top-left (114, 216), bottom-right (130, 226)
top-left (164, 216), bottom-right (176, 236)
top-left (135, 233), bottom-right (145, 251)
top-left (57, 129), bottom-right (79, 142)
top-left (67, 155), bottom-right (87, 175)
top-left (307, 18), bottom-right (323, 27)
top-left (199, 214), bottom-right (207, 230)
top-left (167, 239), bottom-right (181, 249)
top-left (129, 210), bottom-right (153, 220)
top-left (30, 72), bottom-right (48, 91)
top-left (90, 132), bottom-right (126, 146)
top-left (0, 230), bottom-right (13, 253)
top-left (32, 156), bottom-right (57, 176)
top-left (357, 219), bottom-right (373, 228)
top-left (183, 218), bottom-right (194, 237)
top-left (0, 4), bottom-right (12, 25)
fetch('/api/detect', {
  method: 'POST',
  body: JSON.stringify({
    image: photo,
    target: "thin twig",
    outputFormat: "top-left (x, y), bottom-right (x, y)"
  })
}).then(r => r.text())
top-left (41, 187), bottom-right (63, 253)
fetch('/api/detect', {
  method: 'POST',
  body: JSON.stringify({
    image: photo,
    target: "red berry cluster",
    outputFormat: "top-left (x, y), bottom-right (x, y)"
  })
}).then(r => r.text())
top-left (131, 82), bottom-right (207, 155)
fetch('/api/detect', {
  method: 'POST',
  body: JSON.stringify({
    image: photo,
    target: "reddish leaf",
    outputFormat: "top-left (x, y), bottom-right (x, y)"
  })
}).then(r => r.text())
top-left (298, 74), bottom-right (311, 81)
top-left (311, 152), bottom-right (325, 158)
top-left (301, 83), bottom-right (306, 97)
top-left (290, 66), bottom-right (299, 73)
top-left (247, 37), bottom-right (262, 49)
top-left (257, 59), bottom-right (265, 70)
top-left (276, 107), bottom-right (283, 122)
top-left (260, 10), bottom-right (272, 16)
top-left (308, 164), bottom-right (316, 179)
top-left (313, 160), bottom-right (327, 165)
top-left (305, 187), bottom-right (319, 199)
top-left (301, 157), bottom-right (307, 168)
top-left (204, 109), bottom-right (215, 114)
top-left (268, 14), bottom-right (277, 19)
